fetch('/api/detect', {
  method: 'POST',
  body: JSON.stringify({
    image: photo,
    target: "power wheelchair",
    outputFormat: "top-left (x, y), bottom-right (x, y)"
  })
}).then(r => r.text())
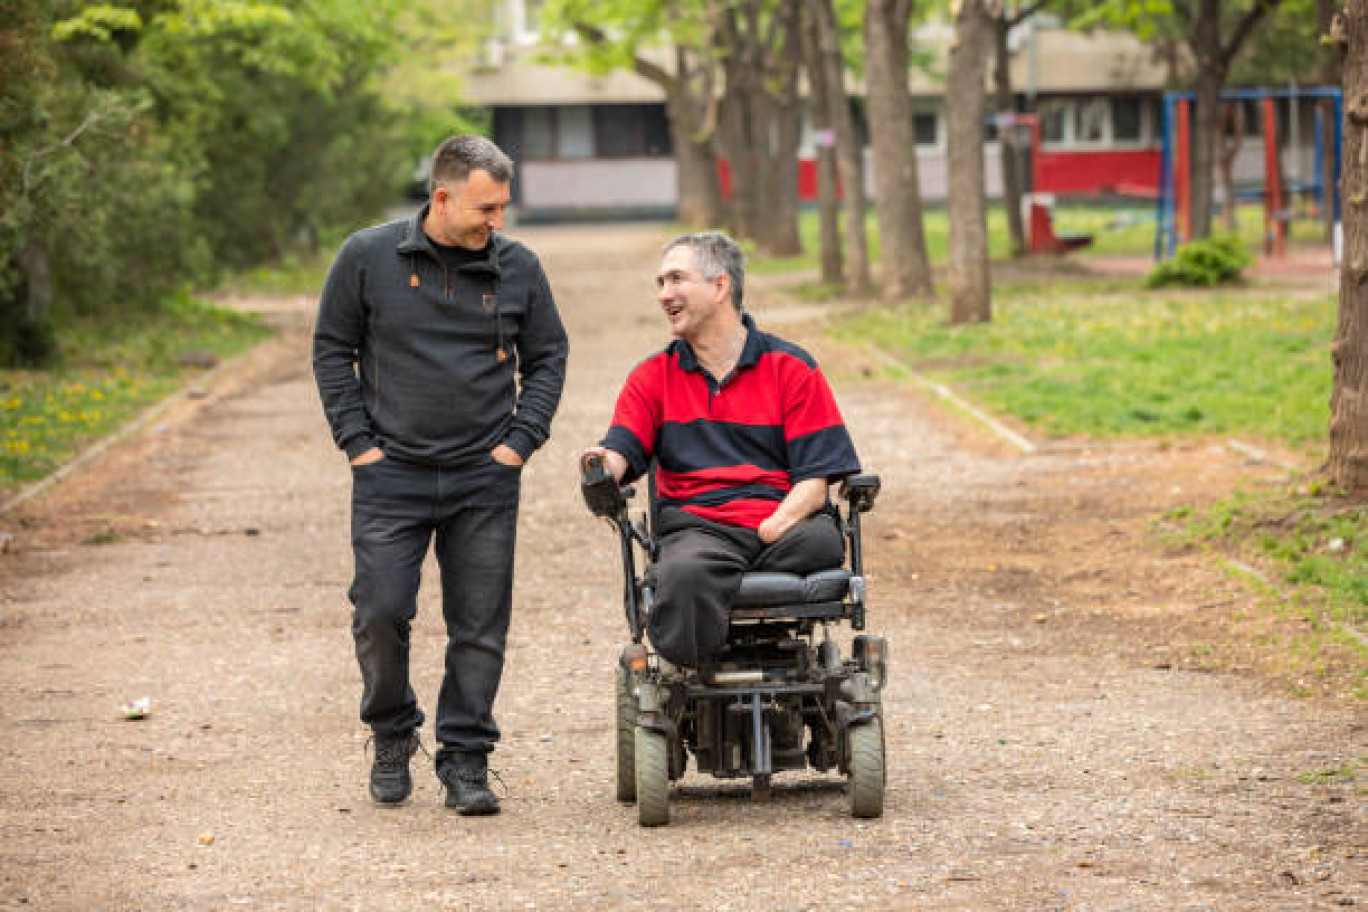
top-left (581, 455), bottom-right (887, 827)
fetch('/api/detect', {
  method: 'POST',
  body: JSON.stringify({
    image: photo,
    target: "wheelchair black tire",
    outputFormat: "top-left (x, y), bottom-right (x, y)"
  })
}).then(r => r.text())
top-left (634, 727), bottom-right (670, 827)
top-left (614, 666), bottom-right (636, 803)
top-left (847, 717), bottom-right (885, 819)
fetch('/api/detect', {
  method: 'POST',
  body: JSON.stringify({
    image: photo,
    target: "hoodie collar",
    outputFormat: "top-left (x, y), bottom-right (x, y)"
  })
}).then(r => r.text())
top-left (397, 204), bottom-right (501, 277)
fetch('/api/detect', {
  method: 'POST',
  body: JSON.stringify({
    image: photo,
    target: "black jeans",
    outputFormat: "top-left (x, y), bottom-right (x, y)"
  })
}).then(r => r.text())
top-left (349, 453), bottom-right (520, 767)
top-left (649, 506), bottom-right (845, 667)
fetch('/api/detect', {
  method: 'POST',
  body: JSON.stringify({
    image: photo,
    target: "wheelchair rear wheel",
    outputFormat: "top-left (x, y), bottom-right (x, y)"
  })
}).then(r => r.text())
top-left (635, 727), bottom-right (670, 826)
top-left (847, 717), bottom-right (885, 818)
top-left (614, 666), bottom-right (636, 803)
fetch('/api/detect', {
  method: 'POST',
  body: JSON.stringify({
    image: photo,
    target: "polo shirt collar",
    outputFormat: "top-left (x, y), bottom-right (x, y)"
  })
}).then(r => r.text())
top-left (675, 312), bottom-right (761, 375)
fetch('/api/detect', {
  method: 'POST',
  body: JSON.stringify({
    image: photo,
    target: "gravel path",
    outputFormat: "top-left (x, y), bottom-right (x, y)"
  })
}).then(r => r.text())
top-left (0, 224), bottom-right (1362, 910)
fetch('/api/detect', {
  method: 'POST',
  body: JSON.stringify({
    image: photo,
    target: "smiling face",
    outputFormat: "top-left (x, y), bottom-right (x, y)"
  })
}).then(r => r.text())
top-left (655, 245), bottom-right (732, 342)
top-left (425, 169), bottom-right (510, 250)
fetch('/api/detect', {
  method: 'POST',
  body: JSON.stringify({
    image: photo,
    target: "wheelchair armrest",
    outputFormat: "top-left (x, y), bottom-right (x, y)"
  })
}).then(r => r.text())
top-left (839, 474), bottom-right (881, 513)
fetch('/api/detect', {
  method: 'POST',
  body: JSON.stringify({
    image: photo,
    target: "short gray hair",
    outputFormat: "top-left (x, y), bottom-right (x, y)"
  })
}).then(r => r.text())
top-left (429, 135), bottom-right (514, 196)
top-left (662, 231), bottom-right (745, 312)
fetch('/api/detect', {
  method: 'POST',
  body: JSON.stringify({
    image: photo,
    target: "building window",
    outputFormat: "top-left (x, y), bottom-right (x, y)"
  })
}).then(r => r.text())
top-left (913, 111), bottom-right (938, 146)
top-left (522, 107), bottom-right (556, 160)
top-left (556, 106), bottom-right (594, 159)
top-left (594, 104), bottom-right (673, 158)
top-left (1040, 100), bottom-right (1068, 145)
top-left (1112, 97), bottom-right (1145, 144)
top-left (1074, 98), bottom-right (1107, 144)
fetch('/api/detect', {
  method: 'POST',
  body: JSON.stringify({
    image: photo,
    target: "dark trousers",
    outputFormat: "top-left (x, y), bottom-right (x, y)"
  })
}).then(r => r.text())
top-left (348, 454), bottom-right (520, 767)
top-left (649, 506), bottom-right (845, 667)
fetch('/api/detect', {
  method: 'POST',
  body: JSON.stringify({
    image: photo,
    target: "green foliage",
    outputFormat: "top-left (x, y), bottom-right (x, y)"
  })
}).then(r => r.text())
top-left (836, 283), bottom-right (1334, 447)
top-left (1144, 235), bottom-right (1253, 288)
top-left (2, 0), bottom-right (491, 368)
top-left (1163, 485), bottom-right (1367, 631)
top-left (0, 293), bottom-right (268, 489)
top-left (1231, 0), bottom-right (1335, 86)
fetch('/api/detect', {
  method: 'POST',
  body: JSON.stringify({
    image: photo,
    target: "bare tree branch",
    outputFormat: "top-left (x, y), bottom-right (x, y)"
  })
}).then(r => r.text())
top-left (1006, 0), bottom-right (1047, 31)
top-left (20, 110), bottom-right (106, 195)
top-left (571, 21), bottom-right (674, 88)
top-left (1222, 0), bottom-right (1283, 64)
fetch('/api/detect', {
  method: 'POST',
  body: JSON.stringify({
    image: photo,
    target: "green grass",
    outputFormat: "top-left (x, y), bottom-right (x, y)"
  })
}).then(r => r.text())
top-left (0, 293), bottom-right (270, 493)
top-left (836, 284), bottom-right (1335, 449)
top-left (1163, 485), bottom-right (1367, 634)
top-left (216, 247), bottom-right (335, 297)
top-left (1296, 760), bottom-right (1362, 785)
top-left (749, 203), bottom-right (1331, 274)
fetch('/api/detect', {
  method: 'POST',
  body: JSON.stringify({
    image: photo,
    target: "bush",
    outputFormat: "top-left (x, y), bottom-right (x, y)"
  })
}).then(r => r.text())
top-left (1145, 234), bottom-right (1253, 288)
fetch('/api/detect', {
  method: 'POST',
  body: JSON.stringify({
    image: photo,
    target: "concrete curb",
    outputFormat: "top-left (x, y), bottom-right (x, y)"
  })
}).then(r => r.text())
top-left (861, 343), bottom-right (1038, 454)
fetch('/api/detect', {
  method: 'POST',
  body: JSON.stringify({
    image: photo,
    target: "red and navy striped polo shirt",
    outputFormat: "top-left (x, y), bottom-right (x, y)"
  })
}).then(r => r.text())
top-left (601, 314), bottom-right (860, 529)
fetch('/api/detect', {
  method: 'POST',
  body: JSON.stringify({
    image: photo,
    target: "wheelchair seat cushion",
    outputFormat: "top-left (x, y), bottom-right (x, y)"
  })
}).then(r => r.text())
top-left (733, 568), bottom-right (852, 608)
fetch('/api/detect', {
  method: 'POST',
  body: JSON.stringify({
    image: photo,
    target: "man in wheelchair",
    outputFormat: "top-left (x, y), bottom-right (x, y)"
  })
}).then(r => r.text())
top-left (582, 232), bottom-right (886, 824)
top-left (584, 232), bottom-right (860, 667)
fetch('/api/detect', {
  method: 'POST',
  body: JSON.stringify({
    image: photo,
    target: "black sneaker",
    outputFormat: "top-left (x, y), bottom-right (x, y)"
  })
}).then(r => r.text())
top-left (368, 731), bottom-right (419, 805)
top-left (439, 761), bottom-right (501, 816)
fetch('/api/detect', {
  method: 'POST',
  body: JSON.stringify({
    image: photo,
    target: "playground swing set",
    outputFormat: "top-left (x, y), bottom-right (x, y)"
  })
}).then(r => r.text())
top-left (1003, 87), bottom-right (1342, 260)
top-left (1154, 86), bottom-right (1343, 261)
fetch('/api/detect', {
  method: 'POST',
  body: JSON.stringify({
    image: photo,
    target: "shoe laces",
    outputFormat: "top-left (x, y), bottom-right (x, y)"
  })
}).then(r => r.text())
top-left (443, 765), bottom-right (506, 794)
top-left (366, 732), bottom-right (426, 771)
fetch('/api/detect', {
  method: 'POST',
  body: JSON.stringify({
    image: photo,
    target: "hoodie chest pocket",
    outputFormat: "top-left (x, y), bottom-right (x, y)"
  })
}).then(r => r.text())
top-left (454, 277), bottom-right (525, 339)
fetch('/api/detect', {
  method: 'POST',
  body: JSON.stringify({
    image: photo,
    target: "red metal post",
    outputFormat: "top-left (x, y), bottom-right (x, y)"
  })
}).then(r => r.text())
top-left (1176, 99), bottom-right (1192, 242)
top-left (1263, 96), bottom-right (1285, 257)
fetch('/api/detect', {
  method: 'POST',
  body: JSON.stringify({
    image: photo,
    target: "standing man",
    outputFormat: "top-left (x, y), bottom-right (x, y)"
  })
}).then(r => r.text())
top-left (314, 135), bottom-right (568, 814)
top-left (583, 232), bottom-right (859, 667)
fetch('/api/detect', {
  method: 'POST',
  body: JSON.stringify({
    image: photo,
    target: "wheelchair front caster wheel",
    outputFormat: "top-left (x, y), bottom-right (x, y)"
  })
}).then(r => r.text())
top-left (634, 727), bottom-right (670, 826)
top-left (614, 666), bottom-right (637, 803)
top-left (847, 717), bottom-right (885, 818)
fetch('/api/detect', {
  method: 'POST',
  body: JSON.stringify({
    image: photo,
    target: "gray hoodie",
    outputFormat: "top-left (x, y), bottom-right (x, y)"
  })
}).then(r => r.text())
top-left (312, 206), bottom-right (568, 466)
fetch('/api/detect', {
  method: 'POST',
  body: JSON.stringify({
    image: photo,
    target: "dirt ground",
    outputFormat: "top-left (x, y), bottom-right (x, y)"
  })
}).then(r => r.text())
top-left (0, 224), bottom-right (1362, 910)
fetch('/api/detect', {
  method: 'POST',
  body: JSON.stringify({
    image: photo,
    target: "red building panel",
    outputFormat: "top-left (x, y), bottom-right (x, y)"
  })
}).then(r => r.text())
top-left (1036, 148), bottom-right (1161, 197)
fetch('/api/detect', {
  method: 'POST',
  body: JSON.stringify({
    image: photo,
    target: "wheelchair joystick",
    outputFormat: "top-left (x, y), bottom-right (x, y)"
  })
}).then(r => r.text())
top-left (581, 453), bottom-right (626, 518)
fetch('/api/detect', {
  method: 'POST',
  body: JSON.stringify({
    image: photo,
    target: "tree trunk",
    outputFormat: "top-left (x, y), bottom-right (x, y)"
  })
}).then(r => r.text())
top-left (716, 0), bottom-right (802, 254)
top-left (815, 0), bottom-right (871, 296)
top-left (717, 8), bottom-right (761, 244)
top-left (1330, 4), bottom-right (1368, 495)
top-left (1189, 0), bottom-right (1223, 241)
top-left (1219, 101), bottom-right (1243, 234)
top-left (947, 0), bottom-right (992, 324)
top-left (865, 0), bottom-right (933, 299)
top-left (993, 10), bottom-right (1027, 257)
top-left (766, 98), bottom-right (804, 255)
top-left (800, 3), bottom-right (842, 284)
top-left (16, 242), bottom-right (52, 326)
top-left (1321, 0), bottom-right (1341, 243)
top-left (666, 81), bottom-right (724, 228)
top-left (1186, 0), bottom-right (1284, 241)
top-left (758, 0), bottom-right (803, 255)
top-left (573, 22), bottom-right (724, 230)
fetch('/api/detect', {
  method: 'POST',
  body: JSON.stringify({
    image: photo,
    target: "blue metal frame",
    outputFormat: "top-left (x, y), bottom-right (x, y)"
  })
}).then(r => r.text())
top-left (1154, 86), bottom-right (1342, 260)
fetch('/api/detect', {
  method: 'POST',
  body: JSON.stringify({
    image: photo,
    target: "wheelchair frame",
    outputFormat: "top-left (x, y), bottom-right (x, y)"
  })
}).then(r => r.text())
top-left (583, 458), bottom-right (887, 826)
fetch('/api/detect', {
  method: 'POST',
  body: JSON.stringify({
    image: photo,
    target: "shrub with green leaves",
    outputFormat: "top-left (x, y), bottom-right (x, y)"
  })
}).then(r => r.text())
top-left (1145, 235), bottom-right (1253, 288)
